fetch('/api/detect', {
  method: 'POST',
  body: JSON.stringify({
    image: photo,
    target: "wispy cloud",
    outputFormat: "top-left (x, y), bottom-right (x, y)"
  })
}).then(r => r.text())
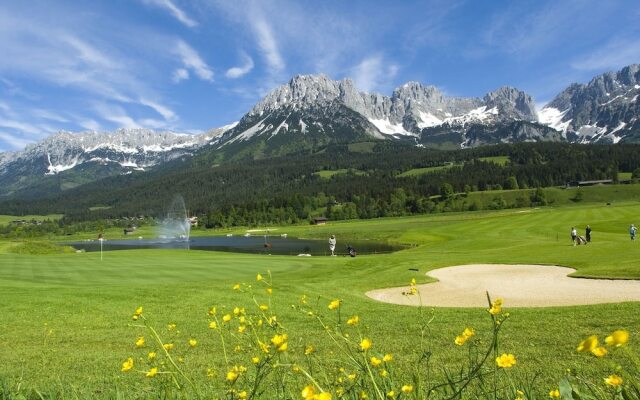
top-left (0, 131), bottom-right (33, 149)
top-left (251, 17), bottom-right (285, 74)
top-left (571, 38), bottom-right (640, 71)
top-left (141, 0), bottom-right (198, 27)
top-left (172, 68), bottom-right (189, 82)
top-left (174, 40), bottom-right (214, 81)
top-left (351, 55), bottom-right (399, 93)
top-left (92, 103), bottom-right (143, 130)
top-left (225, 52), bottom-right (254, 79)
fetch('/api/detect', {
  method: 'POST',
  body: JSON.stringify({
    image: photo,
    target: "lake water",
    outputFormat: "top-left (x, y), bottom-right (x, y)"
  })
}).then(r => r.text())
top-left (66, 235), bottom-right (404, 256)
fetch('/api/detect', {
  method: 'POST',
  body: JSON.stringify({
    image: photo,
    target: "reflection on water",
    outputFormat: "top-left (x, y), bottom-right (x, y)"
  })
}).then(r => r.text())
top-left (66, 235), bottom-right (405, 256)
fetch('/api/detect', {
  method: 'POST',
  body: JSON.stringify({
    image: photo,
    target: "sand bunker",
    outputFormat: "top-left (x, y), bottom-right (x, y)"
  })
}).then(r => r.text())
top-left (366, 264), bottom-right (640, 307)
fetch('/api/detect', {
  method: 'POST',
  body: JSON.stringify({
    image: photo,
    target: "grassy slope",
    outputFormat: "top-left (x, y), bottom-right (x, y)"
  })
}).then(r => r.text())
top-left (1, 203), bottom-right (639, 396)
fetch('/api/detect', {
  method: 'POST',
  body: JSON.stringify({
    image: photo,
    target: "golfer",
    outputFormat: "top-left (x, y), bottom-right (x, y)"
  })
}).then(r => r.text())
top-left (329, 235), bottom-right (336, 256)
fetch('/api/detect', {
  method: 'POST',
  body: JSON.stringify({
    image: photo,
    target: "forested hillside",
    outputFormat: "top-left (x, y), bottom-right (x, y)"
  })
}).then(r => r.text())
top-left (1, 142), bottom-right (638, 228)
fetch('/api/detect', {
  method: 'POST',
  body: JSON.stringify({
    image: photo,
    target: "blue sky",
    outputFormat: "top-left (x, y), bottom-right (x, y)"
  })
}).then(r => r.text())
top-left (0, 0), bottom-right (638, 152)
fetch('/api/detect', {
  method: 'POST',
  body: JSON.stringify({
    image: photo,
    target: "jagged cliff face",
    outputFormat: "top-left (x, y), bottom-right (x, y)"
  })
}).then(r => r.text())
top-left (539, 64), bottom-right (640, 143)
top-left (220, 74), bottom-right (542, 148)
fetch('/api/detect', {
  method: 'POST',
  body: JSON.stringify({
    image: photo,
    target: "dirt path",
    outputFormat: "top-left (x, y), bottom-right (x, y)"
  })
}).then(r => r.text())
top-left (366, 264), bottom-right (640, 307)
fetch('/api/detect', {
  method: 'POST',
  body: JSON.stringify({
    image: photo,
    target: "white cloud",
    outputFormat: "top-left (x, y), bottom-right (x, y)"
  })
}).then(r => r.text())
top-left (32, 109), bottom-right (69, 123)
top-left (92, 103), bottom-right (143, 129)
top-left (0, 131), bottom-right (33, 149)
top-left (351, 55), bottom-right (399, 93)
top-left (225, 52), bottom-right (254, 78)
top-left (141, 0), bottom-right (197, 28)
top-left (571, 38), bottom-right (640, 71)
top-left (0, 117), bottom-right (45, 135)
top-left (172, 68), bottom-right (190, 82)
top-left (252, 18), bottom-right (285, 73)
top-left (174, 40), bottom-right (214, 81)
top-left (138, 97), bottom-right (177, 121)
top-left (78, 118), bottom-right (101, 131)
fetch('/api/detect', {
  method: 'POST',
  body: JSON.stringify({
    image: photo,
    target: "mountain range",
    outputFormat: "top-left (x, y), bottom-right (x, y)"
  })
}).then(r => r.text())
top-left (0, 64), bottom-right (638, 197)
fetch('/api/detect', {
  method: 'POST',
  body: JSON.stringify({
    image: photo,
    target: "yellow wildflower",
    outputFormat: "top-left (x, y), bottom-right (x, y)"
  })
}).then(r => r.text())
top-left (360, 338), bottom-right (372, 351)
top-left (222, 314), bottom-right (232, 323)
top-left (271, 333), bottom-right (288, 352)
top-left (454, 335), bottom-right (467, 346)
top-left (121, 357), bottom-right (134, 372)
top-left (300, 294), bottom-right (307, 304)
top-left (383, 354), bottom-right (393, 362)
top-left (266, 287), bottom-right (273, 295)
top-left (316, 393), bottom-right (332, 400)
top-left (591, 346), bottom-right (607, 357)
top-left (132, 314), bottom-right (138, 321)
top-left (135, 336), bottom-right (145, 348)
top-left (189, 339), bottom-right (197, 347)
top-left (301, 385), bottom-right (315, 399)
top-left (496, 353), bottom-right (516, 368)
top-left (167, 323), bottom-right (176, 330)
top-left (370, 356), bottom-right (382, 367)
top-left (386, 390), bottom-right (396, 398)
top-left (328, 299), bottom-right (341, 310)
top-left (163, 343), bottom-right (174, 351)
top-left (208, 306), bottom-right (216, 316)
top-left (401, 385), bottom-right (413, 394)
top-left (234, 345), bottom-right (242, 352)
top-left (207, 368), bottom-right (215, 377)
top-left (304, 345), bottom-right (315, 355)
top-left (379, 369), bottom-right (388, 377)
top-left (411, 278), bottom-right (416, 286)
top-left (251, 356), bottom-right (260, 364)
top-left (336, 387), bottom-right (345, 396)
top-left (233, 283), bottom-right (240, 290)
top-left (238, 325), bottom-right (246, 333)
top-left (238, 391), bottom-right (248, 399)
top-left (209, 321), bottom-right (218, 329)
top-left (146, 367), bottom-right (158, 378)
top-left (360, 390), bottom-right (368, 399)
top-left (604, 375), bottom-right (623, 387)
top-left (134, 306), bottom-right (143, 316)
top-left (259, 304), bottom-right (269, 311)
top-left (463, 327), bottom-right (475, 338)
top-left (605, 330), bottom-right (629, 347)
top-left (576, 335), bottom-right (598, 352)
top-left (233, 307), bottom-right (242, 316)
top-left (348, 373), bottom-right (357, 381)
top-left (549, 389), bottom-right (560, 398)
top-left (148, 351), bottom-right (156, 360)
top-left (347, 316), bottom-right (360, 326)
top-left (226, 370), bottom-right (238, 382)
top-left (259, 341), bottom-right (270, 353)
top-left (256, 273), bottom-right (263, 281)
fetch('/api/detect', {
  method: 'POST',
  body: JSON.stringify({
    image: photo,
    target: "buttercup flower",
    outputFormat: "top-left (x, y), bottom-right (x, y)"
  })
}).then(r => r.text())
top-left (135, 336), bottom-right (145, 348)
top-left (401, 385), bottom-right (413, 394)
top-left (576, 335), bottom-right (598, 352)
top-left (328, 299), bottom-right (341, 310)
top-left (222, 314), bottom-right (232, 323)
top-left (238, 391), bottom-right (248, 399)
top-left (148, 351), bottom-right (156, 360)
top-left (146, 367), bottom-right (158, 378)
top-left (605, 330), bottom-right (629, 347)
top-left (121, 357), bottom-right (134, 372)
top-left (549, 389), bottom-right (560, 398)
top-left (233, 283), bottom-right (240, 290)
top-left (496, 353), bottom-right (516, 368)
top-left (259, 304), bottom-right (269, 311)
top-left (604, 374), bottom-right (623, 387)
top-left (301, 385), bottom-right (315, 399)
top-left (370, 357), bottom-right (382, 367)
top-left (208, 307), bottom-right (216, 316)
top-left (226, 370), bottom-right (238, 382)
top-left (209, 321), bottom-right (218, 329)
top-left (383, 354), bottom-right (393, 362)
top-left (304, 345), bottom-right (315, 355)
top-left (163, 343), bottom-right (174, 351)
top-left (347, 316), bottom-right (360, 326)
top-left (256, 274), bottom-right (263, 281)
top-left (189, 338), bottom-right (197, 347)
top-left (360, 338), bottom-right (372, 351)
top-left (463, 327), bottom-right (475, 338)
top-left (591, 346), bottom-right (607, 357)
top-left (167, 323), bottom-right (176, 330)
top-left (454, 335), bottom-right (467, 346)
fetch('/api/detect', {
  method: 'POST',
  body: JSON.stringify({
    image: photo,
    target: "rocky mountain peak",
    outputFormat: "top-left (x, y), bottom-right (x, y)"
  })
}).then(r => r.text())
top-left (483, 86), bottom-right (537, 121)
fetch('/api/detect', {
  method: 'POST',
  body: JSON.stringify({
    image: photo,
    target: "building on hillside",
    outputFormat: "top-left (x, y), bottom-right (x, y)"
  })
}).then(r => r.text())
top-left (313, 217), bottom-right (328, 225)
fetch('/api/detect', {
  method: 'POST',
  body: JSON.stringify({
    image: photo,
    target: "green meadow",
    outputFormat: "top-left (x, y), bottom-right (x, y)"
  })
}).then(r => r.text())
top-left (1, 200), bottom-right (639, 398)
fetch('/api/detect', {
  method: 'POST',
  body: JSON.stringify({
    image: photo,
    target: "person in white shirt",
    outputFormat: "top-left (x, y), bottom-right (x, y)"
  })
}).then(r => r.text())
top-left (329, 235), bottom-right (336, 256)
top-left (570, 227), bottom-right (577, 245)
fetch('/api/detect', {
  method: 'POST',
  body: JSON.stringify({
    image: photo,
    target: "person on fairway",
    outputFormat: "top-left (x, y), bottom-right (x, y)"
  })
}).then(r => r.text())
top-left (329, 235), bottom-right (336, 256)
top-left (585, 225), bottom-right (592, 242)
top-left (630, 224), bottom-right (637, 241)
top-left (571, 227), bottom-right (577, 245)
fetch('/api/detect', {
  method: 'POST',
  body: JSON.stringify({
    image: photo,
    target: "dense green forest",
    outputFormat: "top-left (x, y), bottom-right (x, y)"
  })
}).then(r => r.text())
top-left (1, 142), bottom-right (639, 230)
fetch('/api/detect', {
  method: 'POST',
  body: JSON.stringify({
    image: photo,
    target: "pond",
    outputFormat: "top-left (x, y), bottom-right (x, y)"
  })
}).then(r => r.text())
top-left (66, 235), bottom-right (405, 256)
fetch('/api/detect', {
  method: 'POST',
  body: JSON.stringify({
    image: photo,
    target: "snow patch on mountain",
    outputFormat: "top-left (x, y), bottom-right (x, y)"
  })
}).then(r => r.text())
top-left (538, 107), bottom-right (571, 132)
top-left (368, 118), bottom-right (414, 136)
